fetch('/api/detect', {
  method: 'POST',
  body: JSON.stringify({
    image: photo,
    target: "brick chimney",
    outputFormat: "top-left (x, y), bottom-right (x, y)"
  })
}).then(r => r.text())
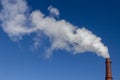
top-left (105, 58), bottom-right (112, 80)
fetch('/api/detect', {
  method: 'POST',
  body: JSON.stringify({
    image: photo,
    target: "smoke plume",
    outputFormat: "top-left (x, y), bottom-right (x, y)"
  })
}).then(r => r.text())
top-left (0, 0), bottom-right (110, 58)
top-left (48, 5), bottom-right (60, 18)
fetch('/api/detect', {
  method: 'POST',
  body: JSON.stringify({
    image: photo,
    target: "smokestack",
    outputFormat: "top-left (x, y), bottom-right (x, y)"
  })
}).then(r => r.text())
top-left (105, 58), bottom-right (112, 80)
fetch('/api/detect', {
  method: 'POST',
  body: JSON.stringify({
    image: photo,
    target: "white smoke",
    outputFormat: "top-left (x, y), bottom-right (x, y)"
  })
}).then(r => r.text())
top-left (48, 5), bottom-right (60, 18)
top-left (0, 0), bottom-right (110, 58)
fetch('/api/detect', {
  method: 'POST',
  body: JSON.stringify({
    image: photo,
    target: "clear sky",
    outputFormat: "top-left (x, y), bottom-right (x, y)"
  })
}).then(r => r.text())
top-left (0, 0), bottom-right (120, 80)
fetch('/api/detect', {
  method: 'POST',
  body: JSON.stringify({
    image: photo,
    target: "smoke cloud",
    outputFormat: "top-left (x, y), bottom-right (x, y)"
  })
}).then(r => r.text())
top-left (48, 5), bottom-right (60, 18)
top-left (0, 0), bottom-right (110, 58)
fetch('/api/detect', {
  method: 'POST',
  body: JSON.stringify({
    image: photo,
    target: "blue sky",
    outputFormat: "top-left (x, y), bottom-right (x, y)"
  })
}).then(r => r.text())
top-left (0, 0), bottom-right (120, 80)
